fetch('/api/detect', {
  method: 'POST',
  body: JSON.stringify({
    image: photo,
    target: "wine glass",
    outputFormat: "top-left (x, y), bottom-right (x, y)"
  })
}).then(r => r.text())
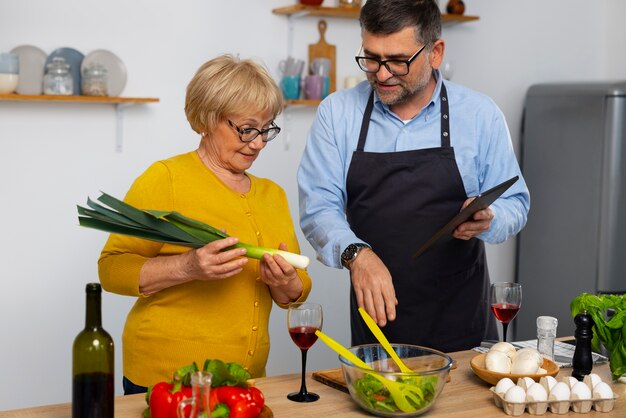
top-left (287, 302), bottom-right (323, 402)
top-left (490, 282), bottom-right (522, 342)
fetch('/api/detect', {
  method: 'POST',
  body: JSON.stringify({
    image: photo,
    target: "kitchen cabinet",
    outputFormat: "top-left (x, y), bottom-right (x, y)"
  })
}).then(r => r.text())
top-left (272, 5), bottom-right (479, 106)
top-left (0, 93), bottom-right (159, 152)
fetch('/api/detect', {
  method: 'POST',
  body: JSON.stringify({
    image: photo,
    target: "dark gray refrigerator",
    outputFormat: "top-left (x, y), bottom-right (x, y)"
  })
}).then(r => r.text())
top-left (515, 81), bottom-right (626, 340)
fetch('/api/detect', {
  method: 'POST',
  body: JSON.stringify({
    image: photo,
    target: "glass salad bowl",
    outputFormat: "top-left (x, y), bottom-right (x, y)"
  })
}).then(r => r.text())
top-left (339, 344), bottom-right (453, 417)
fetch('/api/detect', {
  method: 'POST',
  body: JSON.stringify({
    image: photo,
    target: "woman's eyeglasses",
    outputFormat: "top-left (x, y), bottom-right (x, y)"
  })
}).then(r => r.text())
top-left (228, 120), bottom-right (281, 143)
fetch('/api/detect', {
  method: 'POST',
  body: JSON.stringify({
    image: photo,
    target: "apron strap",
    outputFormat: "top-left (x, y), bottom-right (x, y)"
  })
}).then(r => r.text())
top-left (357, 83), bottom-right (451, 151)
top-left (440, 82), bottom-right (451, 148)
top-left (356, 91), bottom-right (375, 151)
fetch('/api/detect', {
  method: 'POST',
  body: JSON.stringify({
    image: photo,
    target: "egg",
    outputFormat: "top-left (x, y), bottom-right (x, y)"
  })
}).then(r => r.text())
top-left (540, 375), bottom-right (557, 393)
top-left (526, 382), bottom-right (548, 402)
top-left (570, 381), bottom-right (592, 400)
top-left (504, 385), bottom-right (526, 403)
top-left (583, 373), bottom-right (602, 391)
top-left (490, 342), bottom-right (517, 359)
top-left (516, 376), bottom-right (536, 391)
top-left (494, 377), bottom-right (515, 395)
top-left (548, 381), bottom-right (571, 401)
top-left (485, 350), bottom-right (511, 373)
top-left (560, 376), bottom-right (578, 388)
top-left (592, 381), bottom-right (614, 399)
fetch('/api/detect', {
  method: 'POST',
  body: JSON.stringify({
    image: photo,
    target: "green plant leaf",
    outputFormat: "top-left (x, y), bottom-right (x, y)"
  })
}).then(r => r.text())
top-left (96, 192), bottom-right (204, 245)
top-left (78, 217), bottom-right (199, 248)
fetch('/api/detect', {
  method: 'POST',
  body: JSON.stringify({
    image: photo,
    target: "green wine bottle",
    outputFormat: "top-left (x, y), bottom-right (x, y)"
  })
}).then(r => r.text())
top-left (72, 283), bottom-right (114, 418)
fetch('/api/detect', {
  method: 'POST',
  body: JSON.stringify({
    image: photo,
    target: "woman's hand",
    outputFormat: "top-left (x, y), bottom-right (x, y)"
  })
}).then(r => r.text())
top-left (190, 237), bottom-right (248, 280)
top-left (260, 243), bottom-right (303, 304)
top-left (138, 236), bottom-right (248, 295)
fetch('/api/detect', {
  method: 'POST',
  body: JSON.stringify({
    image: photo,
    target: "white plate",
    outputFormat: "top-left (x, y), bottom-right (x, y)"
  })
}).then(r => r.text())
top-left (10, 44), bottom-right (47, 95)
top-left (81, 49), bottom-right (127, 97)
top-left (46, 47), bottom-right (85, 95)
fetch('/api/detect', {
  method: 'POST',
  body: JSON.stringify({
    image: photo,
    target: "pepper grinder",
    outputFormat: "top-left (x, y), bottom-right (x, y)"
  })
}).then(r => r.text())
top-left (572, 311), bottom-right (594, 380)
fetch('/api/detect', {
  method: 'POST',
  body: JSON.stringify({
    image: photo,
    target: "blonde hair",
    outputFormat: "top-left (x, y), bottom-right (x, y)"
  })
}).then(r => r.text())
top-left (185, 55), bottom-right (283, 134)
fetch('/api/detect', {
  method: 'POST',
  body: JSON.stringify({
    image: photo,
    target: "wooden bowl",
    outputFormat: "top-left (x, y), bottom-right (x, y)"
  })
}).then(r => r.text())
top-left (470, 353), bottom-right (559, 386)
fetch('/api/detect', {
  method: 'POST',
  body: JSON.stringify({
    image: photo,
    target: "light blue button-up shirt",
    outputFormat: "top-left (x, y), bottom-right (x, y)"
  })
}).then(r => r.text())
top-left (297, 71), bottom-right (530, 268)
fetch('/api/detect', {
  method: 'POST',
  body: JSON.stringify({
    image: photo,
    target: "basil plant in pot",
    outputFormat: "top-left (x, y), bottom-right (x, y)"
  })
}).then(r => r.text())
top-left (571, 293), bottom-right (626, 381)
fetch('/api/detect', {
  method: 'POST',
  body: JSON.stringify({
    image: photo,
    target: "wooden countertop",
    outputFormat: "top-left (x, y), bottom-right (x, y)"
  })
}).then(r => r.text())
top-left (2, 349), bottom-right (624, 417)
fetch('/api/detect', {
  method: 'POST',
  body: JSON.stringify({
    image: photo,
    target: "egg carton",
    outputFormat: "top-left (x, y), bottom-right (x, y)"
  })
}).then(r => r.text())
top-left (489, 387), bottom-right (617, 416)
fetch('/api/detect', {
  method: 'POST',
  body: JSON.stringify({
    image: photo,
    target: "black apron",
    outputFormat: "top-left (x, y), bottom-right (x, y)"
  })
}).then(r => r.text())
top-left (346, 84), bottom-right (497, 352)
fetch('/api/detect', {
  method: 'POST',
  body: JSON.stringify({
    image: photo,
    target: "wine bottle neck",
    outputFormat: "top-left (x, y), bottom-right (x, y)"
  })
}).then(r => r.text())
top-left (85, 289), bottom-right (102, 329)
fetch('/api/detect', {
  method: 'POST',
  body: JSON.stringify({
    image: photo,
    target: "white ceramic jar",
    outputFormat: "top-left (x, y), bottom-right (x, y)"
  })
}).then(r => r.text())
top-left (0, 52), bottom-right (19, 94)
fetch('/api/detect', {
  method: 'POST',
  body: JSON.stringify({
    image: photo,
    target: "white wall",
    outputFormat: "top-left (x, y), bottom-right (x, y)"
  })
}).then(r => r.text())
top-left (0, 0), bottom-right (624, 410)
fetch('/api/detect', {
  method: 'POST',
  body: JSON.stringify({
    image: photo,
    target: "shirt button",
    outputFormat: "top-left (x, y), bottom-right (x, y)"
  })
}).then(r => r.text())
top-left (256, 276), bottom-right (261, 281)
top-left (256, 231), bottom-right (261, 236)
top-left (248, 350), bottom-right (254, 356)
top-left (254, 301), bottom-right (259, 307)
top-left (246, 212), bottom-right (252, 216)
top-left (252, 326), bottom-right (258, 331)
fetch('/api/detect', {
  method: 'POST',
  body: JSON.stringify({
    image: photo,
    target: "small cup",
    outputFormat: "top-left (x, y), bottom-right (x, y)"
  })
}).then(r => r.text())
top-left (0, 52), bottom-right (19, 94)
top-left (310, 58), bottom-right (331, 77)
top-left (280, 75), bottom-right (301, 100)
top-left (322, 76), bottom-right (330, 99)
top-left (304, 75), bottom-right (324, 100)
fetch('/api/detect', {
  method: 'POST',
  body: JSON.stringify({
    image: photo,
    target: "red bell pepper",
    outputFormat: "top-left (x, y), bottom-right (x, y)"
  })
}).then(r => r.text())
top-left (149, 375), bottom-right (193, 418)
top-left (211, 386), bottom-right (264, 418)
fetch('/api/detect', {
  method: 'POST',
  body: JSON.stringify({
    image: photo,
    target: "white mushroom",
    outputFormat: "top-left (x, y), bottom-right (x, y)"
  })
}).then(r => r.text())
top-left (485, 350), bottom-right (511, 373)
top-left (490, 342), bottom-right (517, 360)
top-left (511, 349), bottom-right (542, 374)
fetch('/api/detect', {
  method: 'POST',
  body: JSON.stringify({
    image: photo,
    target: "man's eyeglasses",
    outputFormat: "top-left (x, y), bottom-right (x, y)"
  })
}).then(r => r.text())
top-left (355, 44), bottom-right (427, 76)
top-left (227, 119), bottom-right (281, 143)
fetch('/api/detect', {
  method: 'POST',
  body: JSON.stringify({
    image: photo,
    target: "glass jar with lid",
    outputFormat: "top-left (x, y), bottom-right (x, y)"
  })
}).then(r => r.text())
top-left (43, 57), bottom-right (73, 95)
top-left (81, 63), bottom-right (108, 96)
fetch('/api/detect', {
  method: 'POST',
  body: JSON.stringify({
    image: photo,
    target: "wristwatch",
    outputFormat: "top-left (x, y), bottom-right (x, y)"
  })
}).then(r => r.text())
top-left (341, 243), bottom-right (371, 268)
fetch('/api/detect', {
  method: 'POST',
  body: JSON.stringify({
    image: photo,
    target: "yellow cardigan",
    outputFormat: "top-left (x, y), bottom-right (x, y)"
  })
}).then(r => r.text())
top-left (98, 151), bottom-right (312, 386)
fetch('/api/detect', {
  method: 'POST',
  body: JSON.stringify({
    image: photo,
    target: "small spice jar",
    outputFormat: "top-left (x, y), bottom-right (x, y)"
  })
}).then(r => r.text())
top-left (43, 57), bottom-right (73, 95)
top-left (81, 63), bottom-right (108, 96)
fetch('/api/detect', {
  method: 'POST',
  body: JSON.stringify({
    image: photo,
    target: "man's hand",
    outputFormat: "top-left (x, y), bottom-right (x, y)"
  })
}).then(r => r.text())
top-left (349, 248), bottom-right (398, 327)
top-left (453, 197), bottom-right (494, 240)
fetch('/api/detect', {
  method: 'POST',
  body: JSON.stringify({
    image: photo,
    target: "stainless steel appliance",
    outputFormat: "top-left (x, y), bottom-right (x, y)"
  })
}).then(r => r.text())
top-left (515, 81), bottom-right (626, 340)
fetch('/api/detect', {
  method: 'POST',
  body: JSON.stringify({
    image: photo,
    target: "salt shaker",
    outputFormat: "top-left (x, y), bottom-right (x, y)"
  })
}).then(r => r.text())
top-left (536, 316), bottom-right (558, 360)
top-left (572, 311), bottom-right (594, 380)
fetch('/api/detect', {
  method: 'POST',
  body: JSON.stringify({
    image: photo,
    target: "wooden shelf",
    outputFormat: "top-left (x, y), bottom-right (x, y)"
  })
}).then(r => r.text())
top-left (0, 94), bottom-right (159, 104)
top-left (285, 99), bottom-right (321, 106)
top-left (0, 94), bottom-right (160, 152)
top-left (273, 5), bottom-right (360, 19)
top-left (272, 5), bottom-right (479, 22)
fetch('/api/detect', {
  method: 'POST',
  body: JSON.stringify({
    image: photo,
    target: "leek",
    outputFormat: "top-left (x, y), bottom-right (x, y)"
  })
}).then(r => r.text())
top-left (77, 192), bottom-right (310, 269)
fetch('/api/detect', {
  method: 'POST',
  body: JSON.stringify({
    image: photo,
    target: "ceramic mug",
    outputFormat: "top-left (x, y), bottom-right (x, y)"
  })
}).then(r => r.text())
top-left (310, 58), bottom-right (331, 77)
top-left (304, 75), bottom-right (324, 100)
top-left (280, 75), bottom-right (301, 100)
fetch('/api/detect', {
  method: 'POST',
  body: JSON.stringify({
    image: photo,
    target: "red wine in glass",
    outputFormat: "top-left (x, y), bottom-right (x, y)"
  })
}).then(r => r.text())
top-left (491, 303), bottom-right (520, 324)
top-left (490, 283), bottom-right (522, 342)
top-left (287, 303), bottom-right (323, 402)
top-left (289, 326), bottom-right (319, 350)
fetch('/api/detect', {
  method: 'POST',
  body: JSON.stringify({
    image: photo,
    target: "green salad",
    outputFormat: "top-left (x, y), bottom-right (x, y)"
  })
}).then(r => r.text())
top-left (353, 374), bottom-right (438, 413)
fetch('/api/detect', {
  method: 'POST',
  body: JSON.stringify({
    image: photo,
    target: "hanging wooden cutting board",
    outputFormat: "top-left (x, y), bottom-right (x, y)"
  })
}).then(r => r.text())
top-left (308, 19), bottom-right (336, 94)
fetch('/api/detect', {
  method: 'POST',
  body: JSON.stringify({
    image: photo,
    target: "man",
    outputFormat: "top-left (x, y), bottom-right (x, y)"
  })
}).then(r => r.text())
top-left (297, 0), bottom-right (530, 352)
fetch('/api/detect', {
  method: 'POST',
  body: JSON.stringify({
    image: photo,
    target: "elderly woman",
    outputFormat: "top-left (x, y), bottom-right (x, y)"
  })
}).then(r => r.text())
top-left (98, 55), bottom-right (312, 394)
